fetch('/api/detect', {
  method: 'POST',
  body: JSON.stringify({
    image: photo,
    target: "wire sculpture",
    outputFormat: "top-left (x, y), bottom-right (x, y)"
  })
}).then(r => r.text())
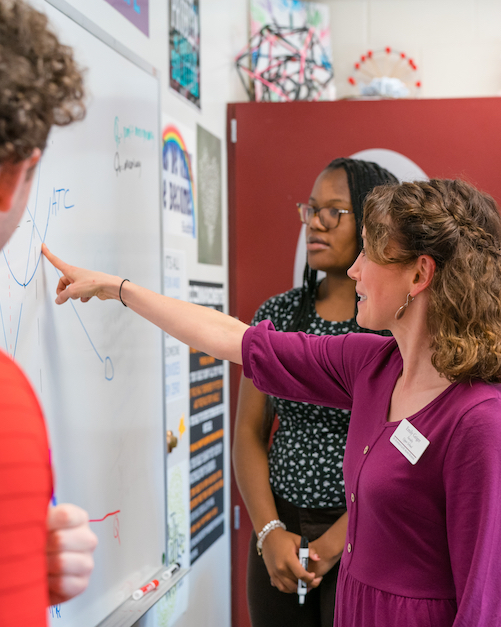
top-left (235, 24), bottom-right (334, 102)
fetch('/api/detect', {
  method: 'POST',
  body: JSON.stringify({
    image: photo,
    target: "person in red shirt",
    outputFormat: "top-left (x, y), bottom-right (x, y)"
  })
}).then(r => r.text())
top-left (0, 1), bottom-right (97, 624)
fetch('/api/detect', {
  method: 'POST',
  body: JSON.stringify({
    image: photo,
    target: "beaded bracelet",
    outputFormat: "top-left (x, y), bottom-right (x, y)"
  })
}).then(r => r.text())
top-left (256, 519), bottom-right (286, 556)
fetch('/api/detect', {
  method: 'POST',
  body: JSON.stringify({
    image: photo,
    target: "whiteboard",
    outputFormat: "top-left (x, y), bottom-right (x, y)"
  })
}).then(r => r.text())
top-left (7, 2), bottom-right (165, 625)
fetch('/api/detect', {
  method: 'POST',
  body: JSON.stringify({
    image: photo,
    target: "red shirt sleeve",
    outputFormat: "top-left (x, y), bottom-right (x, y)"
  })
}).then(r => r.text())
top-left (0, 352), bottom-right (52, 626)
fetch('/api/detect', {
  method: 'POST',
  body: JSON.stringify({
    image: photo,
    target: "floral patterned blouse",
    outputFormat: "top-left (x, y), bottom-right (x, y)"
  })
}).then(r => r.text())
top-left (251, 286), bottom-right (364, 509)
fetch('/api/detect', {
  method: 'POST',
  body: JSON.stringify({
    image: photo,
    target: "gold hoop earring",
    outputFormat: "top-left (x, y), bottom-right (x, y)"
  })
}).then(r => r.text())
top-left (395, 293), bottom-right (415, 320)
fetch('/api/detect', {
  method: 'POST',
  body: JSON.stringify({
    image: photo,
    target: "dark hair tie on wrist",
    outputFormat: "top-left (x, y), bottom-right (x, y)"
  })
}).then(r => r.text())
top-left (119, 279), bottom-right (130, 307)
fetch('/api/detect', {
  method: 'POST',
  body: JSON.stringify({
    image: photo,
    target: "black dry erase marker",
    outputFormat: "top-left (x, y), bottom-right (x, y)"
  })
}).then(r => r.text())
top-left (297, 536), bottom-right (309, 605)
top-left (162, 562), bottom-right (181, 580)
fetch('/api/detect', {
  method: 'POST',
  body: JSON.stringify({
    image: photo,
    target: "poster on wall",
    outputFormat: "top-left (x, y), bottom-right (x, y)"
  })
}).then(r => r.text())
top-left (140, 462), bottom-right (190, 627)
top-left (162, 120), bottom-right (197, 239)
top-left (188, 281), bottom-right (225, 564)
top-left (141, 467), bottom-right (191, 627)
top-left (149, 575), bottom-right (189, 627)
top-left (155, 460), bottom-right (190, 627)
top-left (197, 125), bottom-right (222, 266)
top-left (169, 0), bottom-right (201, 108)
top-left (160, 248), bottom-right (191, 625)
top-left (103, 0), bottom-right (149, 36)
top-left (164, 248), bottom-right (189, 402)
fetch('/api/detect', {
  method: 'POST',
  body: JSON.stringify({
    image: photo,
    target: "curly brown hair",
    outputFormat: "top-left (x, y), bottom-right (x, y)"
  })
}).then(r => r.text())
top-left (0, 0), bottom-right (85, 162)
top-left (363, 178), bottom-right (501, 383)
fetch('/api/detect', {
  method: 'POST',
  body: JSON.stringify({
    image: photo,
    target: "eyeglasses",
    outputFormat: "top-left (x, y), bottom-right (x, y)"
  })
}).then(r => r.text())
top-left (297, 203), bottom-right (354, 229)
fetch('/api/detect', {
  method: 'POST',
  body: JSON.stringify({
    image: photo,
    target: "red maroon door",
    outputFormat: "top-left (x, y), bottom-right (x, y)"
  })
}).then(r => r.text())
top-left (227, 98), bottom-right (501, 627)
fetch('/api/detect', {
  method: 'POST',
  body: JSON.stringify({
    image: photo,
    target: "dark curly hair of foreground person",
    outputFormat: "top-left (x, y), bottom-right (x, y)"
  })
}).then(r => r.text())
top-left (0, 0), bottom-right (85, 162)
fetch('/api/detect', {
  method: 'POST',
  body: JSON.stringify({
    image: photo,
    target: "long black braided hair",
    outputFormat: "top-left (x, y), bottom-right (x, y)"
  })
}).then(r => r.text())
top-left (260, 159), bottom-right (399, 441)
top-left (287, 157), bottom-right (399, 333)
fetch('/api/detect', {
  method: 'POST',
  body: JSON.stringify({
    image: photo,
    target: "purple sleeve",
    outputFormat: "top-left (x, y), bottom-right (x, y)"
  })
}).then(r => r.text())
top-left (242, 320), bottom-right (384, 410)
top-left (444, 399), bottom-right (501, 626)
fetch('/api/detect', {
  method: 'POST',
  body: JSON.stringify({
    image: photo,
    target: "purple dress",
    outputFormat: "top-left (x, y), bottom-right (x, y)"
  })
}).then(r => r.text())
top-left (242, 322), bottom-right (501, 627)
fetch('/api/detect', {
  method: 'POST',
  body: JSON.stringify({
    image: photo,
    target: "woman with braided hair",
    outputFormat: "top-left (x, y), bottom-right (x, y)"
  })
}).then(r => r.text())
top-left (232, 158), bottom-right (397, 627)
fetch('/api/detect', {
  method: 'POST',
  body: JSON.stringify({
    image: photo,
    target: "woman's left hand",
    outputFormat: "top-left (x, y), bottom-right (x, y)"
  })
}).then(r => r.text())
top-left (307, 512), bottom-right (347, 580)
top-left (308, 535), bottom-right (342, 580)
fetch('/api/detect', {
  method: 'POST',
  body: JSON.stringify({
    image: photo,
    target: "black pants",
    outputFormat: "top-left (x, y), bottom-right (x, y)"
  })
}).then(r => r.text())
top-left (247, 493), bottom-right (346, 627)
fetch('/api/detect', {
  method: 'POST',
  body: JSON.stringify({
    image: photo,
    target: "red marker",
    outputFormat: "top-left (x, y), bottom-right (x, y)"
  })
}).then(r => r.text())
top-left (132, 579), bottom-right (159, 600)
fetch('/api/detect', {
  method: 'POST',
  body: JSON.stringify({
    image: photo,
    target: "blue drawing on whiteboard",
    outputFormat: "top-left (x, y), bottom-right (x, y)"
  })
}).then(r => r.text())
top-left (64, 294), bottom-right (115, 381)
top-left (49, 604), bottom-right (61, 619)
top-left (114, 116), bottom-right (122, 148)
top-left (0, 162), bottom-right (114, 380)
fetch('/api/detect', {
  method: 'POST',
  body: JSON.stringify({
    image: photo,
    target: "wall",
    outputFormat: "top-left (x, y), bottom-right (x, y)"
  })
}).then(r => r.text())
top-left (44, 0), bottom-right (249, 626)
top-left (319, 0), bottom-right (501, 99)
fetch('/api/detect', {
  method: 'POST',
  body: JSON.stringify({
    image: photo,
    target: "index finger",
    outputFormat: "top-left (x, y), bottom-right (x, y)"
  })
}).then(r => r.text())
top-left (41, 244), bottom-right (71, 275)
top-left (47, 503), bottom-right (89, 531)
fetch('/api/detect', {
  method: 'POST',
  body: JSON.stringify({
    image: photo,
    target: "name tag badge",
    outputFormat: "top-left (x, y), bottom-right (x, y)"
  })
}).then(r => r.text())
top-left (390, 419), bottom-right (430, 465)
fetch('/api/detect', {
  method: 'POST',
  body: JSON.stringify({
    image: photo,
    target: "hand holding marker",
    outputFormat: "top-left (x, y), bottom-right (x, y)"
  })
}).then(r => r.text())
top-left (297, 536), bottom-right (309, 605)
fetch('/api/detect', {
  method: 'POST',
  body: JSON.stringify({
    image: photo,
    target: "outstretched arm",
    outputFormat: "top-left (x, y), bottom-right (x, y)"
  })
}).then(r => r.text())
top-left (42, 245), bottom-right (248, 364)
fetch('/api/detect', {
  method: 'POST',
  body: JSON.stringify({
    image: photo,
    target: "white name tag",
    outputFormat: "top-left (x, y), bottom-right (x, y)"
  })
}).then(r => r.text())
top-left (390, 419), bottom-right (430, 465)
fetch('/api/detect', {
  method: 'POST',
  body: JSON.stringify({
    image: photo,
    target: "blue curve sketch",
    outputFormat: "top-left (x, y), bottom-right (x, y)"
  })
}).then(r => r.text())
top-left (49, 604), bottom-right (62, 619)
top-left (2, 216), bottom-right (49, 288)
top-left (0, 163), bottom-right (114, 380)
top-left (66, 295), bottom-right (115, 381)
top-left (2, 159), bottom-right (48, 288)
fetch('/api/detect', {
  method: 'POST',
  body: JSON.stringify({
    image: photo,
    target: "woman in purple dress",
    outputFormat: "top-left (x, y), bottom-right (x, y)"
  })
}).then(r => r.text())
top-left (42, 178), bottom-right (501, 627)
top-left (235, 158), bottom-right (396, 627)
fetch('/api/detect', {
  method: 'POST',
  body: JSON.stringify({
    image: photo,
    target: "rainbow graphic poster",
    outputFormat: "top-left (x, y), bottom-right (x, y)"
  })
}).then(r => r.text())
top-left (162, 120), bottom-right (197, 239)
